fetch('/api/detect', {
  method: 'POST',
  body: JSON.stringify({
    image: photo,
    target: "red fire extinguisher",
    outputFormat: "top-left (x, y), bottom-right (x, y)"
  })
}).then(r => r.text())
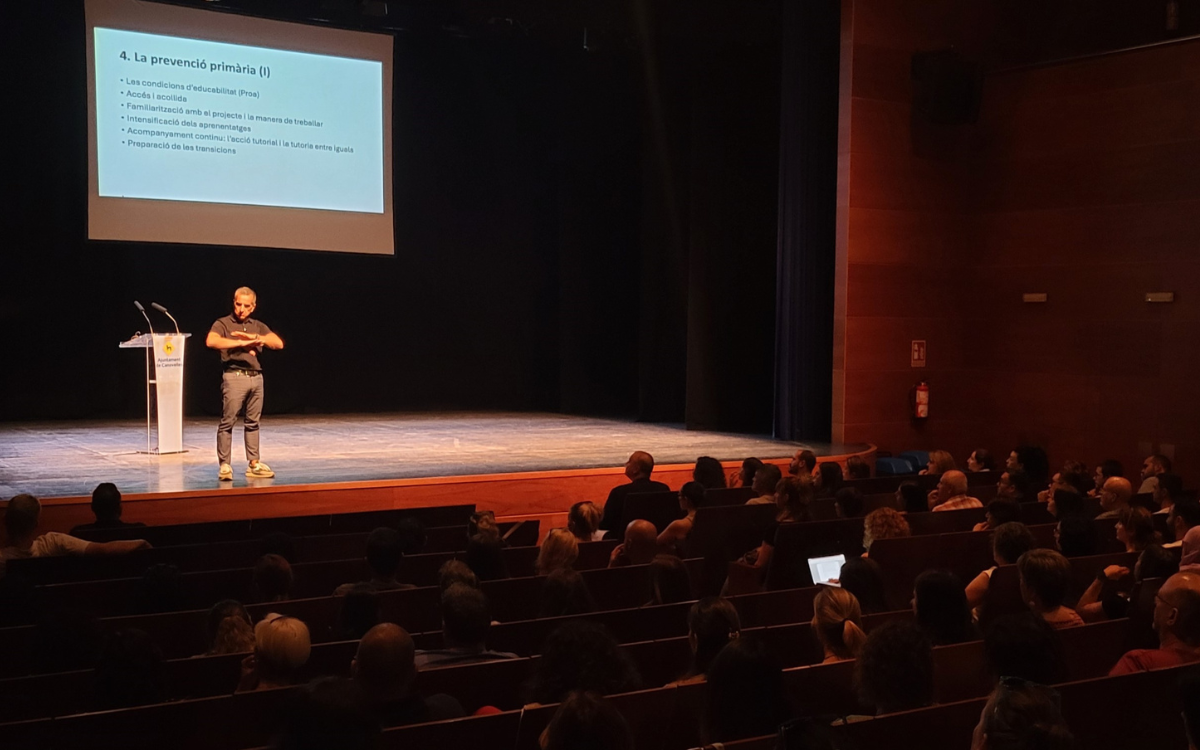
top-left (914, 381), bottom-right (930, 419)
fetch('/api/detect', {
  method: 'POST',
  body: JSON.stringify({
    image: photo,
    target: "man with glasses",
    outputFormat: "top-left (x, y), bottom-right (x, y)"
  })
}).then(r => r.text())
top-left (1109, 571), bottom-right (1200, 675)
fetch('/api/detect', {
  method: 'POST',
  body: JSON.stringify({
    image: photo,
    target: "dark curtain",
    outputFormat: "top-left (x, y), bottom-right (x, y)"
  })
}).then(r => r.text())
top-left (773, 0), bottom-right (841, 440)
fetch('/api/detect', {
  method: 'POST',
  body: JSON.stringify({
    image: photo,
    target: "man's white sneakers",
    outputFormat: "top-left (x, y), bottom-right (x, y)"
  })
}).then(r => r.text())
top-left (218, 463), bottom-right (234, 481)
top-left (247, 461), bottom-right (275, 478)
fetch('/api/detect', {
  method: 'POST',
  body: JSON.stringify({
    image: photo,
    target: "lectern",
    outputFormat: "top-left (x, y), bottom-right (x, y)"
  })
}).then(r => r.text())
top-left (120, 333), bottom-right (191, 454)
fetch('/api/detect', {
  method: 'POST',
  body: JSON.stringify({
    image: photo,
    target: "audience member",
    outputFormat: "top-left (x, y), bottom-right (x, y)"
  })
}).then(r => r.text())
top-left (137, 563), bottom-right (183, 613)
top-left (1155, 472), bottom-right (1186, 516)
top-left (1047, 488), bottom-right (1087, 519)
top-left (540, 691), bottom-right (634, 750)
top-left (69, 483), bottom-right (147, 535)
top-left (608, 519), bottom-right (658, 568)
top-left (259, 531), bottom-right (297, 564)
top-left (855, 620), bottom-right (934, 715)
top-left (337, 584), bottom-right (381, 640)
top-left (930, 470), bottom-right (982, 512)
top-left (845, 455), bottom-right (871, 480)
top-left (1089, 459), bottom-right (1124, 498)
top-left (1095, 476), bottom-right (1134, 520)
top-left (896, 481), bottom-right (927, 513)
top-left (567, 501), bottom-right (605, 542)
top-left (862, 507), bottom-right (910, 557)
top-left (274, 677), bottom-right (379, 750)
top-left (672, 597), bottom-right (742, 685)
top-left (1, 494), bottom-right (149, 565)
top-left (966, 522), bottom-right (1037, 611)
top-left (1116, 505), bottom-right (1158, 553)
top-left (1110, 571), bottom-right (1200, 675)
top-left (205, 599), bottom-right (254, 656)
top-left (253, 554), bottom-right (294, 603)
top-left (1183, 528), bottom-right (1200, 573)
top-left (539, 568), bottom-right (596, 617)
top-left (1008, 446), bottom-right (1050, 484)
top-left (693, 456), bottom-right (727, 490)
top-left (838, 557), bottom-right (888, 614)
top-left (812, 586), bottom-right (867, 663)
top-left (790, 449), bottom-right (817, 477)
top-left (1040, 468), bottom-right (1088, 507)
top-left (744, 475), bottom-right (815, 571)
top-left (524, 621), bottom-right (640, 705)
top-left (536, 528), bottom-right (580, 576)
top-left (914, 570), bottom-right (975, 645)
top-left (647, 554), bottom-right (693, 605)
top-left (466, 532), bottom-right (509, 581)
top-left (93, 628), bottom-right (165, 710)
top-left (971, 677), bottom-right (1074, 750)
top-left (416, 584), bottom-right (518, 667)
top-left (704, 636), bottom-right (788, 743)
top-left (1055, 515), bottom-right (1098, 558)
top-left (334, 527), bottom-right (415, 595)
top-left (599, 451), bottom-right (670, 536)
top-left (747, 464), bottom-right (783, 505)
top-left (813, 462), bottom-right (843, 498)
top-left (1076, 544), bottom-right (1178, 622)
top-left (1139, 453), bottom-right (1173, 494)
top-left (1168, 500), bottom-right (1200, 549)
top-left (351, 623), bottom-right (464, 726)
top-left (437, 559), bottom-right (479, 591)
top-left (1060, 460), bottom-right (1095, 495)
top-left (1018, 549), bottom-right (1084, 629)
top-left (658, 481), bottom-right (704, 554)
top-left (967, 449), bottom-right (996, 473)
top-left (922, 450), bottom-right (957, 476)
top-left (738, 457), bottom-right (766, 489)
top-left (395, 517), bottom-right (427, 555)
top-left (983, 613), bottom-right (1067, 686)
top-left (834, 487), bottom-right (865, 519)
top-left (974, 498), bottom-right (1021, 532)
top-left (239, 613), bottom-right (311, 691)
top-left (996, 470), bottom-right (1033, 503)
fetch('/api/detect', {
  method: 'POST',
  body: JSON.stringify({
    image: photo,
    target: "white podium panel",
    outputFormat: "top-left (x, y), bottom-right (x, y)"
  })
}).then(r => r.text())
top-left (120, 332), bottom-right (190, 454)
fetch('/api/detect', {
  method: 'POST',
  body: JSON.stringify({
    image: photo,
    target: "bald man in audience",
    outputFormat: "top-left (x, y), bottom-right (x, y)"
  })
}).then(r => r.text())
top-left (608, 519), bottom-right (659, 567)
top-left (929, 471), bottom-right (982, 512)
top-left (237, 613), bottom-right (311, 691)
top-left (352, 623), bottom-right (464, 726)
top-left (1109, 571), bottom-right (1200, 675)
top-left (598, 451), bottom-right (670, 538)
top-left (1096, 476), bottom-right (1134, 520)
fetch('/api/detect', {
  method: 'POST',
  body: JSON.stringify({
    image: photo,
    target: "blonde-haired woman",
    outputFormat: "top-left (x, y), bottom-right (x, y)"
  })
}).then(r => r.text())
top-left (921, 450), bottom-right (957, 475)
top-left (536, 528), bottom-right (580, 575)
top-left (811, 587), bottom-right (867, 663)
top-left (567, 501), bottom-right (604, 542)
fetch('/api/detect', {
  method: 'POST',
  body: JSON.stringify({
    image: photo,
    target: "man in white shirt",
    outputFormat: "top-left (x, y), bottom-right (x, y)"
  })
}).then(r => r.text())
top-left (1, 494), bottom-right (150, 566)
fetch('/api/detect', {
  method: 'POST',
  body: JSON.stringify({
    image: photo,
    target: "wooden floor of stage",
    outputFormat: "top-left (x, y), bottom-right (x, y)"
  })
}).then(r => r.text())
top-left (0, 412), bottom-right (873, 533)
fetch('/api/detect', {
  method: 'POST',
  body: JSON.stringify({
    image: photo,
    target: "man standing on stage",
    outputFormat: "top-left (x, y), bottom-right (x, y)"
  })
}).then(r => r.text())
top-left (206, 287), bottom-right (284, 481)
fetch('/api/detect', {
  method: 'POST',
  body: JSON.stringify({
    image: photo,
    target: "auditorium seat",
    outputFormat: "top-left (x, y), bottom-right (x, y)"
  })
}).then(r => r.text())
top-left (874, 457), bottom-right (914, 476)
top-left (703, 487), bottom-right (757, 506)
top-left (621, 491), bottom-right (685, 532)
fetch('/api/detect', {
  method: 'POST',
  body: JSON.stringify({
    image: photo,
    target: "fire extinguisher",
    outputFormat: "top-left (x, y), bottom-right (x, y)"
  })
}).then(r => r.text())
top-left (914, 381), bottom-right (930, 419)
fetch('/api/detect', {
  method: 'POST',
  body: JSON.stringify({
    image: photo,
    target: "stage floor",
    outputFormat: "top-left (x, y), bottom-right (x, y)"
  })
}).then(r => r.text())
top-left (0, 412), bottom-right (865, 499)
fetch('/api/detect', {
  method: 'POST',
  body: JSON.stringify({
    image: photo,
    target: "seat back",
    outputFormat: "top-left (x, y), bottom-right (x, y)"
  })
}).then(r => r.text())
top-left (622, 491), bottom-right (685, 533)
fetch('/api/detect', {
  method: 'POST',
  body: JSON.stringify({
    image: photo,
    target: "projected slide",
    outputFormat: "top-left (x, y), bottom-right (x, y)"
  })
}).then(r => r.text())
top-left (93, 28), bottom-right (384, 214)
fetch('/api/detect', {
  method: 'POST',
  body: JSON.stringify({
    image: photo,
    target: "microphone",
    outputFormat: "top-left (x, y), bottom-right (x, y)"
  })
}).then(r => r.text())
top-left (134, 301), bottom-right (155, 335)
top-left (150, 302), bottom-right (181, 334)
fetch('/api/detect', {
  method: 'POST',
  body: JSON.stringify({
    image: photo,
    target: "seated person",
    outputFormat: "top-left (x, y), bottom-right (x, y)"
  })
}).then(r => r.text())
top-left (973, 498), bottom-right (1021, 532)
top-left (608, 519), bottom-right (659, 568)
top-left (274, 677), bottom-right (379, 750)
top-left (693, 456), bottom-right (727, 490)
top-left (69, 483), bottom-right (147, 535)
top-left (838, 557), bottom-right (888, 614)
top-left (658, 482), bottom-right (704, 554)
top-left (966, 522), bottom-right (1037, 612)
top-left (337, 584), bottom-right (382, 640)
top-left (437, 559), bottom-right (479, 591)
top-left (967, 449), bottom-right (996, 473)
top-left (930, 470), bottom-right (982, 512)
top-left (334, 527), bottom-right (416, 596)
top-left (646, 554), bottom-right (693, 605)
top-left (1089, 459), bottom-right (1124, 499)
top-left (813, 462), bottom-right (843, 499)
top-left (845, 455), bottom-right (871, 480)
top-left (1116, 505), bottom-right (1159, 553)
top-left (834, 487), bottom-right (865, 519)
top-left (971, 676), bottom-right (1074, 750)
top-left (1076, 544), bottom-right (1178, 622)
top-left (812, 586), bottom-right (867, 663)
top-left (862, 507), bottom-right (910, 558)
top-left (742, 475), bottom-right (815, 572)
top-left (996, 469), bottom-right (1033, 503)
top-left (204, 599), bottom-right (255, 656)
top-left (913, 569), bottom-right (976, 645)
top-left (1, 494), bottom-right (149, 566)
top-left (1110, 571), bottom-right (1200, 675)
top-left (1154, 472), bottom-right (1186, 516)
top-left (1055, 514), bottom-right (1098, 556)
top-left (704, 637), bottom-right (787, 743)
top-left (599, 451), bottom-right (670, 537)
top-left (1138, 453), bottom-right (1172, 494)
top-left (415, 584), bottom-right (517, 667)
top-left (896, 481), bottom-right (927, 514)
top-left (253, 554), bottom-right (293, 603)
top-left (523, 621), bottom-right (641, 705)
top-left (466, 532), bottom-right (509, 581)
top-left (541, 691), bottom-right (634, 750)
top-left (922, 450), bottom-right (958, 476)
top-left (535, 529), bottom-right (579, 576)
top-left (566, 501), bottom-right (605, 542)
top-left (538, 568), bottom-right (596, 617)
top-left (352, 623), bottom-right (464, 726)
top-left (983, 613), bottom-right (1066, 686)
top-left (1017, 549), bottom-right (1084, 629)
top-left (745, 464), bottom-right (783, 505)
top-left (854, 621), bottom-right (934, 715)
top-left (790, 449), bottom-right (817, 477)
top-left (238, 613), bottom-right (311, 691)
top-left (1095, 476), bottom-right (1134, 519)
top-left (1167, 499), bottom-right (1200, 549)
top-left (670, 597), bottom-right (741, 685)
top-left (737, 457), bottom-right (765, 489)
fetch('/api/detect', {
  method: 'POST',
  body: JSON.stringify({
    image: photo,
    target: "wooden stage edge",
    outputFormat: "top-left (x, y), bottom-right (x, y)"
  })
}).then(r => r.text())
top-left (33, 447), bottom-right (876, 535)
